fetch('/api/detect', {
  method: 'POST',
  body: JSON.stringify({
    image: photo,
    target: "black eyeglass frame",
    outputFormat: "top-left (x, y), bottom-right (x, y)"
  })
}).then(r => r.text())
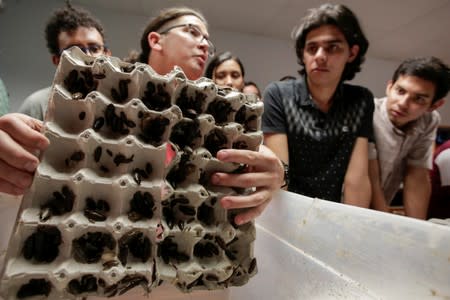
top-left (158, 23), bottom-right (216, 57)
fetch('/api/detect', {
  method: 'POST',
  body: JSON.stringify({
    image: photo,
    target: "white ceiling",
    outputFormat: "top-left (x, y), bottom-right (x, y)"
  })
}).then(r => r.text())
top-left (75, 0), bottom-right (450, 63)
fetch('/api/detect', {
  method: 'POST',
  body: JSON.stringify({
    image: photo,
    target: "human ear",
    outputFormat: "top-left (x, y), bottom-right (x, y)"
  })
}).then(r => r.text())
top-left (148, 32), bottom-right (163, 52)
top-left (51, 55), bottom-right (60, 66)
top-left (428, 98), bottom-right (445, 112)
top-left (347, 45), bottom-right (360, 63)
top-left (385, 80), bottom-right (394, 96)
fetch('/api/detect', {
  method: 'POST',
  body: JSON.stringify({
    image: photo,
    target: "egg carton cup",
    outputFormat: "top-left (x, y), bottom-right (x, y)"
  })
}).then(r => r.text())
top-left (47, 86), bottom-right (183, 146)
top-left (0, 46), bottom-right (260, 299)
top-left (38, 126), bottom-right (166, 179)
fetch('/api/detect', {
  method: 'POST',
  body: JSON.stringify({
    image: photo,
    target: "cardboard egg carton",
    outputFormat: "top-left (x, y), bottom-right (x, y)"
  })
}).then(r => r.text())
top-left (0, 47), bottom-right (262, 299)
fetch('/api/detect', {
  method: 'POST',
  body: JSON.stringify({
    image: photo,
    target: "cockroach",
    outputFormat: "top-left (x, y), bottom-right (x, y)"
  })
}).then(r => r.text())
top-left (206, 99), bottom-right (234, 124)
top-left (197, 203), bottom-right (214, 226)
top-left (142, 82), bottom-right (171, 111)
top-left (94, 146), bottom-right (102, 162)
top-left (176, 86), bottom-right (206, 118)
top-left (22, 225), bottom-right (61, 262)
top-left (169, 118), bottom-right (200, 149)
top-left (39, 186), bottom-right (74, 221)
top-left (78, 111), bottom-right (86, 120)
top-left (17, 279), bottom-right (51, 299)
top-left (248, 257), bottom-right (257, 274)
top-left (205, 274), bottom-right (219, 281)
top-left (121, 65), bottom-right (135, 73)
top-left (70, 151), bottom-right (85, 162)
top-left (204, 128), bottom-right (228, 157)
top-left (113, 153), bottom-right (134, 166)
top-left (72, 232), bottom-right (116, 264)
top-left (157, 237), bottom-right (189, 264)
top-left (186, 274), bottom-right (203, 290)
top-left (140, 115), bottom-right (170, 145)
top-left (178, 205), bottom-right (196, 216)
top-left (233, 140), bottom-right (248, 149)
top-left (93, 117), bottom-right (104, 131)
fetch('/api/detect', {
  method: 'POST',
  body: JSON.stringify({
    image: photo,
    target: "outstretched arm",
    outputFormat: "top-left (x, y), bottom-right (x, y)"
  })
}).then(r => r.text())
top-left (0, 113), bottom-right (49, 195)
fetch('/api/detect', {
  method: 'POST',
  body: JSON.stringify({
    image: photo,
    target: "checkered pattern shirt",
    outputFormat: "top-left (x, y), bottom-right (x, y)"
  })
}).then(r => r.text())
top-left (262, 77), bottom-right (374, 202)
top-left (369, 97), bottom-right (440, 204)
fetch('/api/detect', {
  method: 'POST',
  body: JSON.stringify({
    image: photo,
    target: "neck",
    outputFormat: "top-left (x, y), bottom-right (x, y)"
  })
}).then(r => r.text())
top-left (307, 79), bottom-right (340, 113)
top-left (147, 56), bottom-right (173, 76)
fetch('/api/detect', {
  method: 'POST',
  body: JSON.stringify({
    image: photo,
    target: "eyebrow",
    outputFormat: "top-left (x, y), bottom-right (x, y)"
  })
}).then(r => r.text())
top-left (305, 39), bottom-right (345, 45)
top-left (396, 83), bottom-right (432, 98)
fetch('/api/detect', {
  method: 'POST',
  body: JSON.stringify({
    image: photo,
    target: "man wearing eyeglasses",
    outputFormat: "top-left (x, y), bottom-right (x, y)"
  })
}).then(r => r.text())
top-left (18, 3), bottom-right (110, 120)
top-left (132, 6), bottom-right (285, 227)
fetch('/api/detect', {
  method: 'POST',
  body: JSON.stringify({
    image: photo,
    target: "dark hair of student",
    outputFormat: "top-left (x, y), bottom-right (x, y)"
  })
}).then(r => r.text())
top-left (45, 1), bottom-right (106, 56)
top-left (292, 3), bottom-right (369, 81)
top-left (204, 51), bottom-right (245, 79)
top-left (392, 56), bottom-right (450, 103)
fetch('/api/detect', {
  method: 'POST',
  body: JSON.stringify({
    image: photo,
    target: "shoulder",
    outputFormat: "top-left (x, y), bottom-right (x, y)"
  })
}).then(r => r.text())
top-left (342, 83), bottom-right (373, 97)
top-left (23, 86), bottom-right (52, 103)
top-left (417, 110), bottom-right (440, 131)
top-left (342, 84), bottom-right (374, 106)
top-left (265, 79), bottom-right (302, 94)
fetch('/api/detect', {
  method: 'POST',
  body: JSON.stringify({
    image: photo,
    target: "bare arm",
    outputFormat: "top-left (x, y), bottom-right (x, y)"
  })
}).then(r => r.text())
top-left (368, 159), bottom-right (390, 212)
top-left (343, 137), bottom-right (371, 207)
top-left (263, 133), bottom-right (289, 163)
top-left (263, 132), bottom-right (288, 189)
top-left (403, 166), bottom-right (431, 219)
top-left (0, 113), bottom-right (49, 195)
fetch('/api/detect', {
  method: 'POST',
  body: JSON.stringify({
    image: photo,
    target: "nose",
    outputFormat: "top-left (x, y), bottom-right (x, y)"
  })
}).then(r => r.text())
top-left (315, 47), bottom-right (327, 62)
top-left (397, 95), bottom-right (409, 110)
top-left (225, 76), bottom-right (233, 87)
top-left (198, 38), bottom-right (209, 52)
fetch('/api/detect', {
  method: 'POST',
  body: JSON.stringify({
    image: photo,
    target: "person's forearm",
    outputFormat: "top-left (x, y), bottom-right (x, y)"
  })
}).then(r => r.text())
top-left (403, 184), bottom-right (430, 219)
top-left (343, 176), bottom-right (371, 208)
top-left (371, 191), bottom-right (390, 212)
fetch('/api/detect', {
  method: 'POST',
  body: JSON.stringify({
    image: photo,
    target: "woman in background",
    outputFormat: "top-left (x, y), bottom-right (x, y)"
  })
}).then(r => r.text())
top-left (205, 51), bottom-right (245, 91)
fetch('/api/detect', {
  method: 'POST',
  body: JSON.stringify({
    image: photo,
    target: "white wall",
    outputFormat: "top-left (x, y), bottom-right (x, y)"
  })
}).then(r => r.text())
top-left (1, 0), bottom-right (447, 124)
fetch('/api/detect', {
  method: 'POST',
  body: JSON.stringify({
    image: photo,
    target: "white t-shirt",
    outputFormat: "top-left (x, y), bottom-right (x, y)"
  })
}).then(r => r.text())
top-left (435, 148), bottom-right (450, 186)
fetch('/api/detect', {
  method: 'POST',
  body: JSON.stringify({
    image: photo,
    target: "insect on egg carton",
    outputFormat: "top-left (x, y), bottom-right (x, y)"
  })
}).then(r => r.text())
top-left (0, 46), bottom-right (263, 299)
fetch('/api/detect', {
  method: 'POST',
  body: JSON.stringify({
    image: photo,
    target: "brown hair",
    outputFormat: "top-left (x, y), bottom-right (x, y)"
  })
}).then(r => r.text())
top-left (137, 7), bottom-right (207, 64)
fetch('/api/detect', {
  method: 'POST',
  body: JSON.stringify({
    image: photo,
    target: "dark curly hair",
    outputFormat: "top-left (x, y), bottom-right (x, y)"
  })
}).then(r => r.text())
top-left (204, 51), bottom-right (245, 79)
top-left (136, 7), bottom-right (207, 64)
top-left (45, 2), bottom-right (106, 56)
top-left (392, 57), bottom-right (450, 103)
top-left (292, 3), bottom-right (369, 81)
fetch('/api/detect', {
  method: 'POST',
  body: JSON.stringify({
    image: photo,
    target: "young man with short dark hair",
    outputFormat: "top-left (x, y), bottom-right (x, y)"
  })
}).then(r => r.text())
top-left (369, 57), bottom-right (449, 219)
top-left (263, 4), bottom-right (374, 206)
top-left (19, 3), bottom-right (111, 120)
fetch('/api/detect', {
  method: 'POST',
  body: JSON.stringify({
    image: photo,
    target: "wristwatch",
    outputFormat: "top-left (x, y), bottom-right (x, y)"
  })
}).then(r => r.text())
top-left (280, 160), bottom-right (289, 188)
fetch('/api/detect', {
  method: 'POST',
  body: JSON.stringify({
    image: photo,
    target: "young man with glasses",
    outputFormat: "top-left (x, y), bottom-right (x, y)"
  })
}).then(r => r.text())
top-left (18, 3), bottom-right (110, 120)
top-left (262, 4), bottom-right (374, 206)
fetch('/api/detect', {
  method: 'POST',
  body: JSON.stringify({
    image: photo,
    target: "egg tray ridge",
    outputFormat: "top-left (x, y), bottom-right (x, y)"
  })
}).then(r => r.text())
top-left (0, 47), bottom-right (262, 299)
